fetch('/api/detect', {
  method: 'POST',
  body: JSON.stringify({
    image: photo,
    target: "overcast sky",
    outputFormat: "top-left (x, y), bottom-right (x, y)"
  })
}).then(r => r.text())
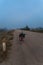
top-left (0, 0), bottom-right (43, 29)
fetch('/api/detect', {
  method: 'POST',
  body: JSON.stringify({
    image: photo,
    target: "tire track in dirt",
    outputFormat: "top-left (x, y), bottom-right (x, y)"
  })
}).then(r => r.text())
top-left (8, 30), bottom-right (27, 65)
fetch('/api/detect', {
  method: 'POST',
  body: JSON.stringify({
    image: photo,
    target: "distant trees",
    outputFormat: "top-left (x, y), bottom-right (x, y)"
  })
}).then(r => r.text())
top-left (31, 27), bottom-right (43, 33)
top-left (20, 25), bottom-right (30, 31)
top-left (0, 28), bottom-right (7, 32)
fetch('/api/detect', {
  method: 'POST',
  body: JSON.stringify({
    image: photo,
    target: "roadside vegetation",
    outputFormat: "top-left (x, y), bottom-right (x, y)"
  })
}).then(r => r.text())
top-left (20, 25), bottom-right (43, 33)
top-left (31, 27), bottom-right (43, 33)
top-left (0, 29), bottom-right (14, 63)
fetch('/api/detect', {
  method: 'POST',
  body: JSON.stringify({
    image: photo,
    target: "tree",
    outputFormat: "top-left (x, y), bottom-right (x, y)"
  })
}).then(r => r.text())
top-left (20, 25), bottom-right (30, 30)
top-left (25, 25), bottom-right (30, 30)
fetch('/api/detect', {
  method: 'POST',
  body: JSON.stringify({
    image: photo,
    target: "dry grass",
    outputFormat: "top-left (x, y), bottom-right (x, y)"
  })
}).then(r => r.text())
top-left (0, 29), bottom-right (14, 63)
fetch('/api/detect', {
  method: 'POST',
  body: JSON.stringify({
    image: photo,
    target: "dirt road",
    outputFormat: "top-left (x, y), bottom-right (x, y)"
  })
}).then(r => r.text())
top-left (0, 30), bottom-right (43, 65)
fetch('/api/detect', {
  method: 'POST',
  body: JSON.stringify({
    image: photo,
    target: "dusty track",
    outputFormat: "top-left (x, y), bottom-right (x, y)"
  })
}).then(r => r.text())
top-left (0, 30), bottom-right (43, 65)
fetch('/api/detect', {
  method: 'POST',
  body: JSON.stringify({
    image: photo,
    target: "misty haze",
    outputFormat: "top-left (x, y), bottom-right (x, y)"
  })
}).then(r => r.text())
top-left (0, 0), bottom-right (43, 65)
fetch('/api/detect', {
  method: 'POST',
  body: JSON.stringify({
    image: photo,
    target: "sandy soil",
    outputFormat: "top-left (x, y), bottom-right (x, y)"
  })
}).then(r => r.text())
top-left (0, 30), bottom-right (43, 65)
